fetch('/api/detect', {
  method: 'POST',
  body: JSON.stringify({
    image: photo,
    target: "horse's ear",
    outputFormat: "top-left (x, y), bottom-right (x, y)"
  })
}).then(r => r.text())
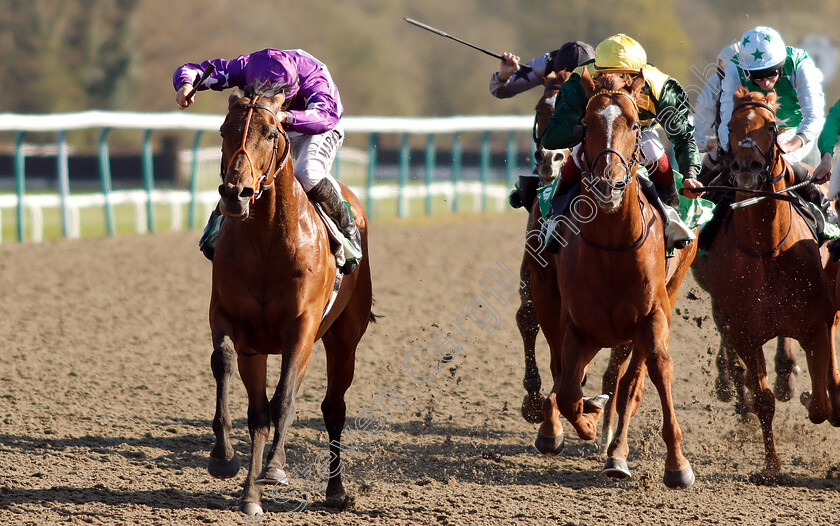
top-left (765, 90), bottom-right (778, 110)
top-left (734, 85), bottom-right (750, 104)
top-left (266, 92), bottom-right (287, 111)
top-left (228, 89), bottom-right (244, 109)
top-left (543, 70), bottom-right (558, 88)
top-left (629, 69), bottom-right (645, 97)
top-left (580, 67), bottom-right (596, 98)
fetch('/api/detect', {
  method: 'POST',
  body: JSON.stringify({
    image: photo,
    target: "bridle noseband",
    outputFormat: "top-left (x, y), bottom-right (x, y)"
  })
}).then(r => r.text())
top-left (224, 97), bottom-right (291, 202)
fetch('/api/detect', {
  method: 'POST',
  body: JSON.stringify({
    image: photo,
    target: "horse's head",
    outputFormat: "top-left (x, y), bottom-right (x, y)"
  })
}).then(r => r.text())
top-left (580, 69), bottom-right (645, 210)
top-left (218, 81), bottom-right (290, 219)
top-left (727, 87), bottom-right (782, 191)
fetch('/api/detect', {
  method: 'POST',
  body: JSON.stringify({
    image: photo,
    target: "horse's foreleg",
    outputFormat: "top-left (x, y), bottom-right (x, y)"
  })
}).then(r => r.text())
top-left (260, 341), bottom-right (314, 488)
top-left (208, 333), bottom-right (241, 479)
top-left (238, 353), bottom-right (271, 515)
top-left (827, 312), bottom-right (840, 426)
top-left (517, 260), bottom-right (544, 423)
top-left (600, 344), bottom-right (632, 454)
top-left (636, 310), bottom-right (694, 489)
top-left (555, 327), bottom-right (602, 441)
top-left (797, 328), bottom-right (834, 425)
top-left (602, 348), bottom-right (646, 480)
top-left (737, 343), bottom-right (780, 474)
top-left (773, 337), bottom-right (798, 402)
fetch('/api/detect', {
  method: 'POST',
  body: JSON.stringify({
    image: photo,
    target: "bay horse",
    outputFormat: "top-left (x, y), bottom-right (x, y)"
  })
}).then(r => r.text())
top-left (695, 87), bottom-right (840, 474)
top-left (207, 81), bottom-right (373, 515)
top-left (525, 69), bottom-right (697, 487)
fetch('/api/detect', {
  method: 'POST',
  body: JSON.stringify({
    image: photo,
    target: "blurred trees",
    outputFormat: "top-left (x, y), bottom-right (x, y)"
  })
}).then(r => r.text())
top-left (0, 0), bottom-right (837, 116)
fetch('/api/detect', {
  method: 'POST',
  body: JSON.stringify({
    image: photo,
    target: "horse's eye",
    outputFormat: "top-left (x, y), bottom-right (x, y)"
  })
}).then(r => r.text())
top-left (267, 131), bottom-right (279, 140)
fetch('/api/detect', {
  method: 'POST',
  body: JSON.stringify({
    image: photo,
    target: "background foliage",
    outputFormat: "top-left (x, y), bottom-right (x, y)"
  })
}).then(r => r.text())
top-left (0, 0), bottom-right (838, 116)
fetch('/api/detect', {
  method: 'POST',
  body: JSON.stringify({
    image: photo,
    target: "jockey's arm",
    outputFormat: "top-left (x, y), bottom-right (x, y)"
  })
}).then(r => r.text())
top-left (788, 53), bottom-right (826, 153)
top-left (815, 98), bottom-right (840, 181)
top-left (693, 78), bottom-right (721, 152)
top-left (489, 53), bottom-right (548, 99)
top-left (716, 61), bottom-right (742, 154)
top-left (540, 75), bottom-right (587, 150)
top-left (655, 77), bottom-right (701, 179)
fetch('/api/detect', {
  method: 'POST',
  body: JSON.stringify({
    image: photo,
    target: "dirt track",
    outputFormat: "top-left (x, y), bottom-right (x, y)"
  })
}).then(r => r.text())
top-left (2, 214), bottom-right (840, 526)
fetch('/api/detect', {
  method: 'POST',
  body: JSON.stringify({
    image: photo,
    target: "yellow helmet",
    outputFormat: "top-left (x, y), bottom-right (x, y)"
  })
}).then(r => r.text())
top-left (594, 34), bottom-right (646, 74)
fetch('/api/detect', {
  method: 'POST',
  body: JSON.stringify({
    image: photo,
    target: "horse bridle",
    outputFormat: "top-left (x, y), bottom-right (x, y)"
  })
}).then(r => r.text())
top-left (580, 90), bottom-right (643, 196)
top-left (223, 97), bottom-right (291, 202)
top-left (577, 89), bottom-right (651, 251)
top-left (727, 100), bottom-right (785, 187)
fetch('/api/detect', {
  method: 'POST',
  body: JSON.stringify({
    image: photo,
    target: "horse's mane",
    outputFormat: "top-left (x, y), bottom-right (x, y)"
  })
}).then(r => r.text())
top-left (228, 80), bottom-right (290, 109)
top-left (733, 85), bottom-right (778, 110)
top-left (593, 73), bottom-right (646, 109)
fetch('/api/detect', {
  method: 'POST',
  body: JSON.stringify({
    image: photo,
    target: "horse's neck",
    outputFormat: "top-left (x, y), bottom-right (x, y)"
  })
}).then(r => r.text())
top-left (579, 179), bottom-right (647, 247)
top-left (239, 167), bottom-right (310, 250)
top-left (732, 165), bottom-right (793, 252)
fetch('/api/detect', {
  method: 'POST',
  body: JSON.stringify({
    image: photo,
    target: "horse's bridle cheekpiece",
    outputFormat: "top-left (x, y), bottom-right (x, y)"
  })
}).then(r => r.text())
top-left (224, 95), bottom-right (291, 202)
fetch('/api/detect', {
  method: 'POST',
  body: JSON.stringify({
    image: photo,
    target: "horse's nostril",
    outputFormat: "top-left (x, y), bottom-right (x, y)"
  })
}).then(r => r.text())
top-left (750, 161), bottom-right (763, 173)
top-left (240, 187), bottom-right (255, 199)
top-left (218, 184), bottom-right (226, 198)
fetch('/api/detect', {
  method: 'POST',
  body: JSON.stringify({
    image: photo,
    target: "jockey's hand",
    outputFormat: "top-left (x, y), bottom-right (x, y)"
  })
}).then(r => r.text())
top-left (778, 135), bottom-right (804, 154)
top-left (682, 177), bottom-right (704, 199)
top-left (499, 52), bottom-right (521, 80)
top-left (814, 152), bottom-right (833, 184)
top-left (176, 83), bottom-right (195, 109)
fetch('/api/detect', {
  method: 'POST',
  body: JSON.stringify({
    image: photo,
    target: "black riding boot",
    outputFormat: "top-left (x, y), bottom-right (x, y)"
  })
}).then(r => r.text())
top-left (791, 162), bottom-right (839, 227)
top-left (509, 175), bottom-right (541, 212)
top-left (198, 202), bottom-right (222, 261)
top-left (544, 178), bottom-right (578, 253)
top-left (308, 179), bottom-right (362, 274)
top-left (654, 180), bottom-right (680, 209)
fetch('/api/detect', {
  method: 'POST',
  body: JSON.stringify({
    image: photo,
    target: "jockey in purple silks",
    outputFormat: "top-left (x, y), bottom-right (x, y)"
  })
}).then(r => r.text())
top-left (173, 48), bottom-right (360, 273)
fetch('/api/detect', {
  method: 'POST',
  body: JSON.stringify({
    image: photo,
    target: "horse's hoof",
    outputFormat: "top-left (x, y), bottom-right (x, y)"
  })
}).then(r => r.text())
top-left (602, 457), bottom-right (632, 480)
top-left (663, 464), bottom-right (695, 489)
top-left (534, 432), bottom-right (565, 456)
top-left (256, 467), bottom-right (289, 486)
top-left (584, 394), bottom-right (610, 411)
top-left (800, 391), bottom-right (813, 409)
top-left (207, 455), bottom-right (240, 479)
top-left (521, 394), bottom-right (545, 423)
top-left (325, 492), bottom-right (355, 510)
top-left (714, 376), bottom-right (733, 402)
top-left (239, 502), bottom-right (263, 516)
top-left (774, 374), bottom-right (796, 402)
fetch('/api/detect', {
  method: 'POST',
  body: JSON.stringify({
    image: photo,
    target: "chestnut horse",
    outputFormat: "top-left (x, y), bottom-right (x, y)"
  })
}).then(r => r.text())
top-left (207, 82), bottom-right (373, 515)
top-left (695, 87), bottom-right (840, 474)
top-left (526, 70), bottom-right (697, 487)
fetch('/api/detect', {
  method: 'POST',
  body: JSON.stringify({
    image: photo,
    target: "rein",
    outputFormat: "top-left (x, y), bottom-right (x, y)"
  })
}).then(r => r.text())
top-left (224, 98), bottom-right (291, 202)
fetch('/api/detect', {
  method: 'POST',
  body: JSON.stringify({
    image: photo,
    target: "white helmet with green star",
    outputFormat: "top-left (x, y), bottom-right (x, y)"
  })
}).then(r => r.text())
top-left (739, 26), bottom-right (786, 72)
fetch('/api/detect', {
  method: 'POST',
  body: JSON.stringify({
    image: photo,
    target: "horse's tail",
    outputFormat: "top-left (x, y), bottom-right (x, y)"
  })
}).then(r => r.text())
top-left (369, 294), bottom-right (381, 323)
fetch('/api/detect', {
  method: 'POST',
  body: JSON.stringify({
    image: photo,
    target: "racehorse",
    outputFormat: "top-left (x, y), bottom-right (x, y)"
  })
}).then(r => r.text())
top-left (206, 81), bottom-right (374, 515)
top-left (518, 71), bottom-right (569, 423)
top-left (694, 87), bottom-right (840, 474)
top-left (525, 69), bottom-right (697, 487)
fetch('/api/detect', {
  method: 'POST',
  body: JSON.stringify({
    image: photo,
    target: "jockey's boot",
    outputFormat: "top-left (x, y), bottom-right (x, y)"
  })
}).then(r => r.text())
top-left (647, 179), bottom-right (692, 249)
top-left (654, 180), bottom-right (680, 209)
top-left (308, 178), bottom-right (361, 274)
top-left (791, 162), bottom-right (839, 238)
top-left (509, 175), bottom-right (541, 212)
top-left (198, 202), bottom-right (223, 261)
top-left (544, 177), bottom-right (578, 253)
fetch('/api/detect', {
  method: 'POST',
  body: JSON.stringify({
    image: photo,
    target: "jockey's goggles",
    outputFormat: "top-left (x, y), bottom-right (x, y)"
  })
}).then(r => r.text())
top-left (747, 65), bottom-right (782, 82)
